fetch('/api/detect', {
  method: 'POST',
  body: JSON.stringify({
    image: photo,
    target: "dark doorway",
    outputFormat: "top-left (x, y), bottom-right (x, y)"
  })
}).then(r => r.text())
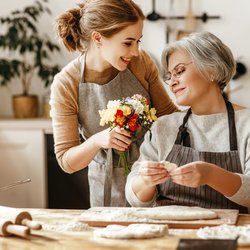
top-left (46, 134), bottom-right (90, 209)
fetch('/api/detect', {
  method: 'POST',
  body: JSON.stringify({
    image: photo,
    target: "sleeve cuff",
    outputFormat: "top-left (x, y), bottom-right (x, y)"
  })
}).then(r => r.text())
top-left (125, 176), bottom-right (156, 207)
top-left (226, 173), bottom-right (250, 209)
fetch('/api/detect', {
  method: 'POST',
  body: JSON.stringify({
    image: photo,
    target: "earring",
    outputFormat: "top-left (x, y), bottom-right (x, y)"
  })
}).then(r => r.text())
top-left (210, 76), bottom-right (215, 82)
top-left (96, 42), bottom-right (102, 48)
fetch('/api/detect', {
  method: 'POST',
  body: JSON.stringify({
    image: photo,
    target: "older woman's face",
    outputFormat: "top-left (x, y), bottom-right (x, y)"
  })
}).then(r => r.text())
top-left (167, 49), bottom-right (213, 107)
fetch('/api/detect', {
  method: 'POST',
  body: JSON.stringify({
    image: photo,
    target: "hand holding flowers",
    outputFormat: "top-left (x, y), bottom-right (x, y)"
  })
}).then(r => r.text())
top-left (99, 94), bottom-right (157, 175)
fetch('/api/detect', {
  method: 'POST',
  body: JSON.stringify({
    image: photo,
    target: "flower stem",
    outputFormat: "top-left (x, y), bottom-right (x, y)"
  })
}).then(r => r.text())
top-left (119, 151), bottom-right (130, 176)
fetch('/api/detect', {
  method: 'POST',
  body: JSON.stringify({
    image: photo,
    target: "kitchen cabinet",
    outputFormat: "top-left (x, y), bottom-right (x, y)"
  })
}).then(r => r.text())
top-left (0, 119), bottom-right (90, 209)
top-left (0, 119), bottom-right (51, 208)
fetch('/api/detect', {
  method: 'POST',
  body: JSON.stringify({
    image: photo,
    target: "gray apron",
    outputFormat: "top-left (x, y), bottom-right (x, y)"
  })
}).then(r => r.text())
top-left (78, 53), bottom-right (150, 207)
top-left (157, 99), bottom-right (248, 213)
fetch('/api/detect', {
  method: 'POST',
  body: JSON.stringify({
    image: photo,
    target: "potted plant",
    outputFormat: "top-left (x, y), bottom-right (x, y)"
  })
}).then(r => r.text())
top-left (0, 0), bottom-right (61, 118)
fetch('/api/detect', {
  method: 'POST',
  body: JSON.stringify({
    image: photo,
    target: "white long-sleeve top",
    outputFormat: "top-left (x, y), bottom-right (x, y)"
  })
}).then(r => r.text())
top-left (126, 109), bottom-right (250, 209)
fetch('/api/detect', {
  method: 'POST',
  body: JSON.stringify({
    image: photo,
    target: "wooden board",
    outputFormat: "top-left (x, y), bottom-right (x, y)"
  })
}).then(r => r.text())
top-left (79, 207), bottom-right (239, 229)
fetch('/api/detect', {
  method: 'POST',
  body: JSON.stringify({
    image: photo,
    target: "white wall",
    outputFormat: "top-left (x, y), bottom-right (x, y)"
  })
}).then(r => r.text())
top-left (0, 0), bottom-right (77, 117)
top-left (1, 0), bottom-right (250, 117)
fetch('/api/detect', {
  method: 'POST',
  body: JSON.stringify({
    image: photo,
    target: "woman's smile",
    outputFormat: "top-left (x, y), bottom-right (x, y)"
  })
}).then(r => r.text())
top-left (172, 86), bottom-right (186, 95)
top-left (121, 56), bottom-right (131, 65)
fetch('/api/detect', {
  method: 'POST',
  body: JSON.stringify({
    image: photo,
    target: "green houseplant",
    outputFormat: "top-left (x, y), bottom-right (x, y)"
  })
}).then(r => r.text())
top-left (0, 0), bottom-right (61, 118)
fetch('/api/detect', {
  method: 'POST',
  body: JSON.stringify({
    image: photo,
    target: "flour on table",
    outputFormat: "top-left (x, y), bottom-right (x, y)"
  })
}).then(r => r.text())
top-left (42, 220), bottom-right (89, 232)
top-left (93, 223), bottom-right (168, 239)
top-left (80, 209), bottom-right (146, 222)
top-left (80, 205), bottom-right (217, 222)
top-left (197, 224), bottom-right (250, 246)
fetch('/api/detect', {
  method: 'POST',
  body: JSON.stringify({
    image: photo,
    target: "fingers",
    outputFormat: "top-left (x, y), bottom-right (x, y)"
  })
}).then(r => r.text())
top-left (170, 164), bottom-right (193, 176)
top-left (114, 126), bottom-right (131, 137)
top-left (140, 175), bottom-right (169, 187)
top-left (114, 133), bottom-right (131, 145)
top-left (111, 127), bottom-right (132, 151)
top-left (170, 164), bottom-right (203, 188)
top-left (138, 161), bottom-right (170, 187)
top-left (139, 161), bottom-right (168, 176)
top-left (171, 171), bottom-right (193, 182)
top-left (112, 137), bottom-right (130, 151)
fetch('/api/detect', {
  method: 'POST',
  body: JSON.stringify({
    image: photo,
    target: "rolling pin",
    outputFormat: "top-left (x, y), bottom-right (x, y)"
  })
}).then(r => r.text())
top-left (0, 206), bottom-right (42, 230)
top-left (0, 218), bottom-right (30, 238)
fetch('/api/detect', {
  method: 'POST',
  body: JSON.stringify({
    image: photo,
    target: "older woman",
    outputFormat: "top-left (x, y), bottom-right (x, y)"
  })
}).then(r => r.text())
top-left (125, 31), bottom-right (250, 213)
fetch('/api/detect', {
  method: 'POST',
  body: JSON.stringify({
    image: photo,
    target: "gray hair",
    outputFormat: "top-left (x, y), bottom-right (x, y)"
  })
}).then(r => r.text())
top-left (161, 31), bottom-right (236, 90)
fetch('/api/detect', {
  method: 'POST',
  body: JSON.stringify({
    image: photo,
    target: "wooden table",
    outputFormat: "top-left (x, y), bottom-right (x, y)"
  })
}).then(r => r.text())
top-left (0, 209), bottom-right (249, 250)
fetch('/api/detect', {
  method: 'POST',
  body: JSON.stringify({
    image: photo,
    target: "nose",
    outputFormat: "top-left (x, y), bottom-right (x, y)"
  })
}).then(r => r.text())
top-left (130, 44), bottom-right (139, 57)
top-left (168, 77), bottom-right (179, 87)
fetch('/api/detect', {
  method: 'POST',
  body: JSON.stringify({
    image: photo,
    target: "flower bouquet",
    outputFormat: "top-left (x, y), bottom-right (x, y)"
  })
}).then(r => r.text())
top-left (99, 94), bottom-right (157, 175)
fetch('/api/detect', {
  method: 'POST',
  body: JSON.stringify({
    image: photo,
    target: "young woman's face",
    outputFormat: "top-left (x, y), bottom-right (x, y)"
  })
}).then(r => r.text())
top-left (167, 49), bottom-right (212, 107)
top-left (100, 20), bottom-right (143, 71)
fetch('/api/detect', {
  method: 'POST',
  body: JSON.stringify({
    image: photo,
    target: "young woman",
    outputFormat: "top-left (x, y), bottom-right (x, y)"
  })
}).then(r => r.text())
top-left (50, 0), bottom-right (178, 207)
top-left (126, 31), bottom-right (250, 213)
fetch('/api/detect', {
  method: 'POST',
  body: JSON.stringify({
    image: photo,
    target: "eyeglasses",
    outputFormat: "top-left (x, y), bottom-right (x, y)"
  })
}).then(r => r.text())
top-left (163, 62), bottom-right (193, 85)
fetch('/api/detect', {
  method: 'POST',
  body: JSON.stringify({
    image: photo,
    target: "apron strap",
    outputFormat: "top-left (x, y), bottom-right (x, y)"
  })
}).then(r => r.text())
top-left (174, 100), bottom-right (237, 151)
top-left (80, 53), bottom-right (86, 83)
top-left (175, 108), bottom-right (192, 147)
top-left (225, 100), bottom-right (238, 151)
top-left (104, 148), bottom-right (113, 206)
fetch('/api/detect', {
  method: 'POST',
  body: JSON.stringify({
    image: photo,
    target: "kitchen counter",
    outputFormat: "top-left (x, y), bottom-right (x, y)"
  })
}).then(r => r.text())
top-left (0, 119), bottom-right (88, 209)
top-left (0, 119), bottom-right (51, 207)
top-left (0, 118), bottom-right (53, 134)
top-left (0, 209), bottom-right (249, 250)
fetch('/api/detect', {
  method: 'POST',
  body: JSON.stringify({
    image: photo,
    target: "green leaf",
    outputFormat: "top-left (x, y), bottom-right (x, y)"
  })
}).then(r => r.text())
top-left (0, 0), bottom-right (61, 94)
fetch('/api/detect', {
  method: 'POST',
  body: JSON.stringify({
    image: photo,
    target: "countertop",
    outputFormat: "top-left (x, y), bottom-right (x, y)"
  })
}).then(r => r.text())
top-left (0, 208), bottom-right (249, 250)
top-left (0, 118), bottom-right (52, 134)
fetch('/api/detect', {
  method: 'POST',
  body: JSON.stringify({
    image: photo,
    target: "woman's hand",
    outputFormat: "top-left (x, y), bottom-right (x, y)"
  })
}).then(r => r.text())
top-left (138, 161), bottom-right (170, 187)
top-left (95, 127), bottom-right (132, 151)
top-left (170, 161), bottom-right (242, 197)
top-left (131, 161), bottom-right (170, 202)
top-left (170, 161), bottom-right (212, 187)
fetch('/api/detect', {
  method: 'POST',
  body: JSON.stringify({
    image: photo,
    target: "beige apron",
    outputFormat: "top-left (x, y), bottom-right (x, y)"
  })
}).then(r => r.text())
top-left (78, 53), bottom-right (150, 207)
top-left (157, 99), bottom-right (248, 213)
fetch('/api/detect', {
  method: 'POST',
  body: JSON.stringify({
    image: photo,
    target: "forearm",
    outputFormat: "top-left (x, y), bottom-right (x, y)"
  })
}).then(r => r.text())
top-left (207, 164), bottom-right (242, 197)
top-left (63, 134), bottom-right (101, 172)
top-left (131, 177), bottom-right (156, 202)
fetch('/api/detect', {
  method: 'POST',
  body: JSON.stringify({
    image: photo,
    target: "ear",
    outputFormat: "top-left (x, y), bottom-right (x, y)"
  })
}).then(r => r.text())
top-left (91, 31), bottom-right (102, 46)
top-left (209, 72), bottom-right (215, 82)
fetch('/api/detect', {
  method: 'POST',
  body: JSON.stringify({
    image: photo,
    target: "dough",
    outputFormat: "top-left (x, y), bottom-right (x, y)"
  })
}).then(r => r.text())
top-left (197, 224), bottom-right (250, 246)
top-left (134, 205), bottom-right (217, 221)
top-left (81, 205), bottom-right (217, 222)
top-left (161, 161), bottom-right (177, 172)
top-left (93, 223), bottom-right (168, 239)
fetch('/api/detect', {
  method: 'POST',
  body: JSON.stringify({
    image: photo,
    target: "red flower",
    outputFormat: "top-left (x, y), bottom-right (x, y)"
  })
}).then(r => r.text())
top-left (114, 110), bottom-right (126, 127)
top-left (128, 114), bottom-right (139, 131)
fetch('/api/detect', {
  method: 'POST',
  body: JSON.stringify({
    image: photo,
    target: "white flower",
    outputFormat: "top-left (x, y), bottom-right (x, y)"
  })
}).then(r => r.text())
top-left (99, 108), bottom-right (116, 126)
top-left (128, 99), bottom-right (144, 114)
top-left (107, 100), bottom-right (120, 109)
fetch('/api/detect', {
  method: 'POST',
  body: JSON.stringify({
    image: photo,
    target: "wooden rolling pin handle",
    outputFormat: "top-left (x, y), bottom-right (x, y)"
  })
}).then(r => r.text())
top-left (0, 219), bottom-right (12, 237)
top-left (0, 219), bottom-right (30, 238)
top-left (21, 218), bottom-right (42, 230)
top-left (14, 211), bottom-right (32, 225)
top-left (6, 224), bottom-right (30, 238)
